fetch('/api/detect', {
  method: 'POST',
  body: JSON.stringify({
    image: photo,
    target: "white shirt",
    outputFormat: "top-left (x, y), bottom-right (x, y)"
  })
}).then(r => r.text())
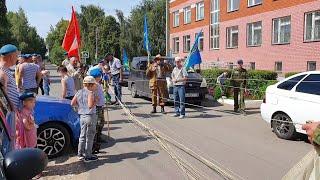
top-left (172, 67), bottom-right (188, 86)
top-left (109, 57), bottom-right (122, 75)
top-left (62, 59), bottom-right (69, 67)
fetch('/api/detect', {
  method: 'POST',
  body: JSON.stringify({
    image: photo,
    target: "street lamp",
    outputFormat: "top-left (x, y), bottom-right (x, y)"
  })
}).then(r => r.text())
top-left (166, 0), bottom-right (170, 57)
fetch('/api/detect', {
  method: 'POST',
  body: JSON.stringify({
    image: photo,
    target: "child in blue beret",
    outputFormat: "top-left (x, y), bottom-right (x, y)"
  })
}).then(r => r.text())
top-left (16, 92), bottom-right (37, 149)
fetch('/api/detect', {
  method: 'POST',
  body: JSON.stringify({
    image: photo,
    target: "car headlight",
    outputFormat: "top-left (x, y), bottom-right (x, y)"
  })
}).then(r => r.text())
top-left (200, 78), bottom-right (207, 88)
top-left (166, 77), bottom-right (173, 88)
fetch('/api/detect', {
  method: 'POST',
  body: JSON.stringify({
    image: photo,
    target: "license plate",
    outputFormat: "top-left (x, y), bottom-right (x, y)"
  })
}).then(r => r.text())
top-left (169, 93), bottom-right (199, 99)
top-left (186, 93), bottom-right (199, 97)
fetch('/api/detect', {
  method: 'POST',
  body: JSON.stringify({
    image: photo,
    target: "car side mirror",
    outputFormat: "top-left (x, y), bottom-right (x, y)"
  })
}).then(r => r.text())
top-left (4, 148), bottom-right (48, 180)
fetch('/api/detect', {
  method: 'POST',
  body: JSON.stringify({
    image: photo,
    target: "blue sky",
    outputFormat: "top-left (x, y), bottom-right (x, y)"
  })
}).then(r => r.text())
top-left (7, 0), bottom-right (141, 38)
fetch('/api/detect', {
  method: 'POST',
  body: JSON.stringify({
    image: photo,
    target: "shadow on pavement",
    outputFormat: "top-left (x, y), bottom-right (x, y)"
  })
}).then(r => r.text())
top-left (132, 112), bottom-right (161, 119)
top-left (187, 114), bottom-right (222, 119)
top-left (102, 126), bottom-right (121, 131)
top-left (42, 150), bottom-right (159, 177)
top-left (114, 135), bottom-right (152, 144)
top-left (109, 119), bottom-right (132, 125)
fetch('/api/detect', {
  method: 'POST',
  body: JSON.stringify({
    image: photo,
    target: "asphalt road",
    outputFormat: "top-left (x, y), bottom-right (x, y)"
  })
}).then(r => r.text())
top-left (42, 63), bottom-right (312, 180)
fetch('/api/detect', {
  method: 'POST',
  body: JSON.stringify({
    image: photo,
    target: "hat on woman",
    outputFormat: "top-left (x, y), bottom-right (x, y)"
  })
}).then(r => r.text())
top-left (83, 76), bottom-right (96, 84)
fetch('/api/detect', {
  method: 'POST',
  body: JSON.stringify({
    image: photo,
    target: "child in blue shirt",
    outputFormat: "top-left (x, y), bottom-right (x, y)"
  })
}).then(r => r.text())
top-left (41, 70), bottom-right (50, 96)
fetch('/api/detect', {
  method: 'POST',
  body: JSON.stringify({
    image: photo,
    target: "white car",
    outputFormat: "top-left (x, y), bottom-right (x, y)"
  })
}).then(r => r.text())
top-left (261, 71), bottom-right (320, 139)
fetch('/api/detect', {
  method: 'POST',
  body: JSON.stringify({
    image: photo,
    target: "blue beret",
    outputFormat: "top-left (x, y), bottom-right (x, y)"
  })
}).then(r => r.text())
top-left (89, 67), bottom-right (102, 78)
top-left (32, 53), bottom-right (38, 57)
top-left (24, 54), bottom-right (32, 58)
top-left (237, 59), bottom-right (244, 65)
top-left (19, 92), bottom-right (36, 101)
top-left (0, 44), bottom-right (18, 55)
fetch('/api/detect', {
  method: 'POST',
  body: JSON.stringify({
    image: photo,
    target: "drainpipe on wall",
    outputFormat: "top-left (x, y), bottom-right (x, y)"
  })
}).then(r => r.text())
top-left (166, 0), bottom-right (170, 57)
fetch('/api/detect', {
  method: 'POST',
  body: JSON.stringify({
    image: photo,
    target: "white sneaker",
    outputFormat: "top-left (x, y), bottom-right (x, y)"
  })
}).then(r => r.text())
top-left (179, 115), bottom-right (185, 119)
top-left (171, 114), bottom-right (179, 117)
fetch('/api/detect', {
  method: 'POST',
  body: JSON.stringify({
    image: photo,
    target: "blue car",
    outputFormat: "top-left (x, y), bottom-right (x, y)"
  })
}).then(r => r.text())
top-left (35, 96), bottom-right (80, 158)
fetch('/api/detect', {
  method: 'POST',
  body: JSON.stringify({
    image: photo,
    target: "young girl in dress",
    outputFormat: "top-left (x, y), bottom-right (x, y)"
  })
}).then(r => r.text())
top-left (16, 92), bottom-right (37, 149)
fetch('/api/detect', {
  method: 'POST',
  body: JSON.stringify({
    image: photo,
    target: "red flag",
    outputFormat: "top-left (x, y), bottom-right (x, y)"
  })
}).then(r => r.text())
top-left (62, 6), bottom-right (81, 59)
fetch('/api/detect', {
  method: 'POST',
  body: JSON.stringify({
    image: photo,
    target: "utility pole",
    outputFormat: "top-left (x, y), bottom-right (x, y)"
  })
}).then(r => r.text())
top-left (165, 0), bottom-right (170, 57)
top-left (95, 27), bottom-right (99, 62)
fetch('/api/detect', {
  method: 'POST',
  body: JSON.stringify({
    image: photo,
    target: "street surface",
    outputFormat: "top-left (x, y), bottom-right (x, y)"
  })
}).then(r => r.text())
top-left (41, 63), bottom-right (312, 180)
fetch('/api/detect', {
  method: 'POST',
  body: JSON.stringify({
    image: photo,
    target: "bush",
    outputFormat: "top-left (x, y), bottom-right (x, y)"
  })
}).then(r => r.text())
top-left (213, 86), bottom-right (222, 100)
top-left (285, 72), bottom-right (299, 78)
top-left (201, 69), bottom-right (278, 100)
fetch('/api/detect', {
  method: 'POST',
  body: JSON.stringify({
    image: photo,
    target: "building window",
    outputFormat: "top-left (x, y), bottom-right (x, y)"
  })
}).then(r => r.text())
top-left (248, 0), bottom-right (262, 7)
top-left (184, 6), bottom-right (191, 24)
top-left (183, 35), bottom-right (191, 52)
top-left (195, 32), bottom-right (204, 51)
top-left (196, 1), bottom-right (205, 21)
top-left (226, 26), bottom-right (238, 48)
top-left (305, 11), bottom-right (320, 42)
top-left (307, 61), bottom-right (317, 71)
top-left (250, 62), bottom-right (256, 70)
top-left (173, 11), bottom-right (180, 27)
top-left (275, 61), bottom-right (283, 72)
top-left (272, 16), bottom-right (291, 44)
top-left (173, 37), bottom-right (179, 53)
top-left (247, 21), bottom-right (262, 46)
top-left (227, 0), bottom-right (239, 12)
top-left (210, 0), bottom-right (220, 50)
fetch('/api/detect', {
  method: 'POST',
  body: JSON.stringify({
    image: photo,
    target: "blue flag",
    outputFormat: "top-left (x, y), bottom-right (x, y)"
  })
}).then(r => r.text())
top-left (184, 30), bottom-right (202, 70)
top-left (143, 15), bottom-right (151, 57)
top-left (123, 48), bottom-right (129, 71)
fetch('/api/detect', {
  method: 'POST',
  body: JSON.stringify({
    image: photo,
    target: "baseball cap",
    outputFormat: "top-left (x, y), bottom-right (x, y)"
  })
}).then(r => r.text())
top-left (83, 76), bottom-right (96, 84)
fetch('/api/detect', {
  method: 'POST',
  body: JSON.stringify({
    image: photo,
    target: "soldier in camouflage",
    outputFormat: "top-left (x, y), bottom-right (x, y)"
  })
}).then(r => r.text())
top-left (230, 59), bottom-right (247, 115)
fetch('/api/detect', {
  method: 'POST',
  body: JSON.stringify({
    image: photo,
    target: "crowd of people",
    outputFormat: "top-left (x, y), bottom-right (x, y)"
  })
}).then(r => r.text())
top-left (0, 43), bottom-right (124, 164)
top-left (1, 43), bottom-right (320, 178)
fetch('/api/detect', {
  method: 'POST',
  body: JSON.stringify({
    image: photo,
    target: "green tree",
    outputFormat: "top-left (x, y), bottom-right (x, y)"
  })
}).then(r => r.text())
top-left (118, 0), bottom-right (166, 59)
top-left (0, 0), bottom-right (14, 47)
top-left (7, 8), bottom-right (46, 56)
top-left (46, 19), bottom-right (69, 65)
top-left (78, 5), bottom-right (120, 64)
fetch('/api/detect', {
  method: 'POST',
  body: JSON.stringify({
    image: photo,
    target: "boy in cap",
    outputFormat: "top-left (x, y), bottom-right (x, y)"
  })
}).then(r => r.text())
top-left (230, 59), bottom-right (247, 115)
top-left (71, 76), bottom-right (99, 162)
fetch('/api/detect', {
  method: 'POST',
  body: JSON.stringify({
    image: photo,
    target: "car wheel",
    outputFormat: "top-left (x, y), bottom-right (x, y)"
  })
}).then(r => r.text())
top-left (37, 123), bottom-right (71, 158)
top-left (272, 113), bottom-right (296, 140)
top-left (131, 84), bottom-right (138, 98)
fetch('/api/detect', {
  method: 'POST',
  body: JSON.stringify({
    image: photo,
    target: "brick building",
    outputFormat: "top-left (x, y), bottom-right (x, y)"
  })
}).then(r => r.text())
top-left (169, 0), bottom-right (320, 73)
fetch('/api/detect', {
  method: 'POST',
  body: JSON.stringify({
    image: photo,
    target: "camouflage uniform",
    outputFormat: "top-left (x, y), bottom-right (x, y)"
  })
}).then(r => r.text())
top-left (146, 58), bottom-right (172, 113)
top-left (230, 67), bottom-right (247, 113)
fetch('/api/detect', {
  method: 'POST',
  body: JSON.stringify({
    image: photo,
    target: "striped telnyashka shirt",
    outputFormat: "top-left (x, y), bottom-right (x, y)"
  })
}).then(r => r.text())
top-left (20, 63), bottom-right (39, 90)
top-left (0, 67), bottom-right (19, 109)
